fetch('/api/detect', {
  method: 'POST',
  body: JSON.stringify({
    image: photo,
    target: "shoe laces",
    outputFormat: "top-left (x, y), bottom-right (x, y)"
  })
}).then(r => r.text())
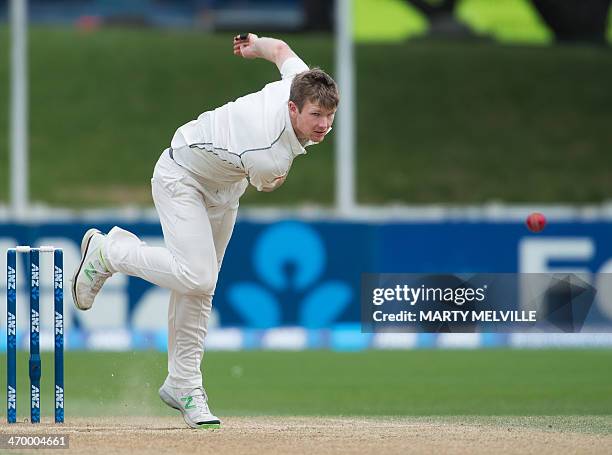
top-left (190, 388), bottom-right (211, 415)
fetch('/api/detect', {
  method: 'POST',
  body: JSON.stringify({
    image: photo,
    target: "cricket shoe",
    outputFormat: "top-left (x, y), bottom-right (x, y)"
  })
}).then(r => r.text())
top-left (72, 228), bottom-right (112, 311)
top-left (159, 384), bottom-right (221, 429)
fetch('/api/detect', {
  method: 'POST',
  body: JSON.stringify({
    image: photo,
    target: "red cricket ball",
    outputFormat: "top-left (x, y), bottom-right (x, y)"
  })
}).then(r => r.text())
top-left (526, 212), bottom-right (546, 233)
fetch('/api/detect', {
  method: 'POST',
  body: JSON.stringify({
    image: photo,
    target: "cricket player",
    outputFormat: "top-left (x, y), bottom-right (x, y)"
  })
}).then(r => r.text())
top-left (71, 33), bottom-right (339, 429)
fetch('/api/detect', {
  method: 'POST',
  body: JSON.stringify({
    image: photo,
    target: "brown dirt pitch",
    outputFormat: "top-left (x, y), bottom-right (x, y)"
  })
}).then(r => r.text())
top-left (1, 416), bottom-right (611, 455)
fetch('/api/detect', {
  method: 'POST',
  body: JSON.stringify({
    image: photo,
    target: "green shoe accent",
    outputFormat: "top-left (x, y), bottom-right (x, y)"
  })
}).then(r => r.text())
top-left (84, 264), bottom-right (95, 281)
top-left (181, 396), bottom-right (195, 409)
top-left (196, 423), bottom-right (221, 429)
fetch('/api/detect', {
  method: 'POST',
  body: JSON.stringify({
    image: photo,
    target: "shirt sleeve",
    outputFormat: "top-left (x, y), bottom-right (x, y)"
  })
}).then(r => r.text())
top-left (280, 57), bottom-right (309, 80)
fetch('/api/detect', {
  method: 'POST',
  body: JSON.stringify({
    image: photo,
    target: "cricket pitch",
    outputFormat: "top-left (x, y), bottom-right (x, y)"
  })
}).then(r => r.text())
top-left (1, 416), bottom-right (611, 454)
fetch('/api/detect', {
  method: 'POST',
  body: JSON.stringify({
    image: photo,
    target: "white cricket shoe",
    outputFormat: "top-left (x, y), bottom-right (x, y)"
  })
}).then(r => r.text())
top-left (72, 228), bottom-right (112, 311)
top-left (159, 384), bottom-right (221, 429)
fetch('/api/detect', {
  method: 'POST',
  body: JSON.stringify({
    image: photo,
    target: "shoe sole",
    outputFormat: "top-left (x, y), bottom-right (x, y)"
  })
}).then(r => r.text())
top-left (71, 228), bottom-right (101, 311)
top-left (159, 387), bottom-right (221, 429)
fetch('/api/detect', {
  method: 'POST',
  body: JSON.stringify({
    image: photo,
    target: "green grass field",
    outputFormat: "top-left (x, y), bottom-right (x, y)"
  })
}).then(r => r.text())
top-left (1, 350), bottom-right (611, 422)
top-left (0, 28), bottom-right (611, 206)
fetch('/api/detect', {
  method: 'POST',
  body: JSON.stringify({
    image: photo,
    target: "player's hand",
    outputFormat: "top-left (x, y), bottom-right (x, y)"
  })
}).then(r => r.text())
top-left (271, 174), bottom-right (287, 188)
top-left (261, 175), bottom-right (287, 192)
top-left (233, 33), bottom-right (259, 59)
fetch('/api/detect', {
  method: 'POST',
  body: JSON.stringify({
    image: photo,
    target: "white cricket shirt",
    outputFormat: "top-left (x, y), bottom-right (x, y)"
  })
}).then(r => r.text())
top-left (170, 57), bottom-right (315, 192)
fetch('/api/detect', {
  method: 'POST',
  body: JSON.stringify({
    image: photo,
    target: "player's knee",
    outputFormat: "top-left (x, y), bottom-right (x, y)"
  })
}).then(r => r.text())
top-left (183, 265), bottom-right (218, 295)
top-left (191, 277), bottom-right (217, 295)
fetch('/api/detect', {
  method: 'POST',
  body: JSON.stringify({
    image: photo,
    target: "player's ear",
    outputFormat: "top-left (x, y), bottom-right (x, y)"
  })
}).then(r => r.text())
top-left (288, 101), bottom-right (298, 115)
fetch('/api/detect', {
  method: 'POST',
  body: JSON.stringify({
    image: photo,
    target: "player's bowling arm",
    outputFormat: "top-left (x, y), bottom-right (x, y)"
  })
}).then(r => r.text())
top-left (233, 34), bottom-right (297, 71)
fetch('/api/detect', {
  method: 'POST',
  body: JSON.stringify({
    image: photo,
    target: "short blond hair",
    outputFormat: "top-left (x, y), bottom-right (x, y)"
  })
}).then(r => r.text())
top-left (289, 68), bottom-right (339, 112)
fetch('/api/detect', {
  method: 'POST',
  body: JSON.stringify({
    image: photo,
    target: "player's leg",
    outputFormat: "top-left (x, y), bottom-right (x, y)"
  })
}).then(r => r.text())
top-left (161, 290), bottom-right (221, 429)
top-left (159, 173), bottom-right (246, 429)
top-left (161, 180), bottom-right (245, 429)
top-left (165, 180), bottom-right (244, 390)
top-left (146, 152), bottom-right (222, 427)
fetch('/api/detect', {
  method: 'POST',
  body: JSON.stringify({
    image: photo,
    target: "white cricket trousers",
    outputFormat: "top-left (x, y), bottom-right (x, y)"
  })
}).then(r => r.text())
top-left (104, 149), bottom-right (247, 388)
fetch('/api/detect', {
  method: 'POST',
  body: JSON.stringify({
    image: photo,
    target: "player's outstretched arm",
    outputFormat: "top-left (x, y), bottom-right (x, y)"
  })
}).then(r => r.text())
top-left (233, 33), bottom-right (298, 71)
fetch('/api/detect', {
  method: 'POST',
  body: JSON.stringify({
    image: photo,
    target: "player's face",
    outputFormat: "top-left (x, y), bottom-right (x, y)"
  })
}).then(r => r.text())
top-left (290, 100), bottom-right (336, 143)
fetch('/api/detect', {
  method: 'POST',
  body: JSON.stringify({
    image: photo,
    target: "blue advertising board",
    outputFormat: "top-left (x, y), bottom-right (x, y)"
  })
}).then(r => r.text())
top-left (1, 217), bottom-right (611, 350)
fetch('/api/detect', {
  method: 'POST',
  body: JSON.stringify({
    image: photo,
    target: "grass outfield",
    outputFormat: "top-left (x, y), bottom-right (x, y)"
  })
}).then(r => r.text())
top-left (0, 28), bottom-right (611, 206)
top-left (1, 350), bottom-right (611, 420)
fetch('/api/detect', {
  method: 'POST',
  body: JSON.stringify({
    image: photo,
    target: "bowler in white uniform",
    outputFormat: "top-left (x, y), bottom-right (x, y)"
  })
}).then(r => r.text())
top-left (70, 34), bottom-right (339, 429)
